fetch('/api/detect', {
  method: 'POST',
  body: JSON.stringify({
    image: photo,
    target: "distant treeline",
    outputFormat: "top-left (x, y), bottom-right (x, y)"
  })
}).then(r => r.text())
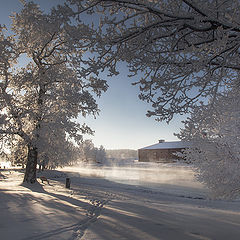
top-left (106, 149), bottom-right (138, 159)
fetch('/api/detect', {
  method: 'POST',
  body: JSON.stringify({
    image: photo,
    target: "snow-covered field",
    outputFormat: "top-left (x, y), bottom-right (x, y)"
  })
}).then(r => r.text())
top-left (1, 163), bottom-right (240, 240)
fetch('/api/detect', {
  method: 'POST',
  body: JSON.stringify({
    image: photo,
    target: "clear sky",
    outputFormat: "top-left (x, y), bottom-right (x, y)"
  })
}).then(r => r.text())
top-left (1, 0), bottom-right (184, 150)
top-left (82, 64), bottom-right (184, 149)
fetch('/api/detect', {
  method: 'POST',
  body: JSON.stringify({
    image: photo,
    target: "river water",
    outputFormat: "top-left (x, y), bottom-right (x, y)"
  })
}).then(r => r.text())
top-left (65, 162), bottom-right (208, 197)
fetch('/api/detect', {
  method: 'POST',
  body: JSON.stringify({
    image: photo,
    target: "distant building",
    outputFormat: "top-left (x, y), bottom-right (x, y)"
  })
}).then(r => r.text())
top-left (138, 140), bottom-right (191, 162)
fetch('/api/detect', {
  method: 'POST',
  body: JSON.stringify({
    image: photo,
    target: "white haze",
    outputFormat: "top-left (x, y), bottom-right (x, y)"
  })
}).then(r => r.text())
top-left (65, 161), bottom-right (207, 197)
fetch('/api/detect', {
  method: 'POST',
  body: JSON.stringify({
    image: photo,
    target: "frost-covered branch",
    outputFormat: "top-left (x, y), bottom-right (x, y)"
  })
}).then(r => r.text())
top-left (68, 0), bottom-right (240, 121)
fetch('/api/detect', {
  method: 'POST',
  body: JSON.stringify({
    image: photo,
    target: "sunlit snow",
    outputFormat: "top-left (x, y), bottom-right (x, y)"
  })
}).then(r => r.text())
top-left (1, 163), bottom-right (240, 240)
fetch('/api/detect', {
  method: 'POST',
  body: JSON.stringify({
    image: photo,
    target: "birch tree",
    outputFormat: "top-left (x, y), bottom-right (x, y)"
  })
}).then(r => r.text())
top-left (67, 0), bottom-right (240, 121)
top-left (0, 3), bottom-right (108, 183)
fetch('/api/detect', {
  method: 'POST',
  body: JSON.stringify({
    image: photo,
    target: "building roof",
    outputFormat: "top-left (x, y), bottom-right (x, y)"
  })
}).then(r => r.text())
top-left (140, 141), bottom-right (191, 150)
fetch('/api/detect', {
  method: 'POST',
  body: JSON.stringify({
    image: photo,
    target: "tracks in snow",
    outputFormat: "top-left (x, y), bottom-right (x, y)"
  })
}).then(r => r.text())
top-left (71, 194), bottom-right (111, 240)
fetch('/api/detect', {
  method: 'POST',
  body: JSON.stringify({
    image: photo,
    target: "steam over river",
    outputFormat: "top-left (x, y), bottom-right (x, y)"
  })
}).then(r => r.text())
top-left (65, 162), bottom-right (207, 197)
top-left (62, 162), bottom-right (240, 240)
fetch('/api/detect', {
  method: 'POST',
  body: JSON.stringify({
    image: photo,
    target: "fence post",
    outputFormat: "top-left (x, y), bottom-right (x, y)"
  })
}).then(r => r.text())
top-left (66, 177), bottom-right (71, 189)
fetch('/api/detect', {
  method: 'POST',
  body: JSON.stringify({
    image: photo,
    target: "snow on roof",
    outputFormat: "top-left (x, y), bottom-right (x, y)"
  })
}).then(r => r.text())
top-left (140, 141), bottom-right (191, 150)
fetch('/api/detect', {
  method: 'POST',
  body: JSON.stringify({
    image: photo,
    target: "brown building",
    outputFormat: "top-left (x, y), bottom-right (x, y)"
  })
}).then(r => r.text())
top-left (138, 140), bottom-right (191, 163)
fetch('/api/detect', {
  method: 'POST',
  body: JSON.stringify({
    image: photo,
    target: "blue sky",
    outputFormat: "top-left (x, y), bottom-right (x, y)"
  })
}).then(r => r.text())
top-left (1, 0), bottom-right (184, 150)
top-left (82, 61), bottom-right (184, 149)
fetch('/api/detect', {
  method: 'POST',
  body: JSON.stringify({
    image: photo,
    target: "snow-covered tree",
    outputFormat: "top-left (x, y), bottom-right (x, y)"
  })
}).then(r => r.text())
top-left (176, 90), bottom-right (240, 199)
top-left (66, 0), bottom-right (240, 121)
top-left (80, 139), bottom-right (96, 163)
top-left (95, 145), bottom-right (107, 163)
top-left (77, 140), bottom-right (106, 163)
top-left (0, 3), bottom-right (108, 183)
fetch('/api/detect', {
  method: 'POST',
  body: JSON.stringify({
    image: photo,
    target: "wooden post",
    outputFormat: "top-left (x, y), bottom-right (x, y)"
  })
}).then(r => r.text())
top-left (66, 178), bottom-right (71, 189)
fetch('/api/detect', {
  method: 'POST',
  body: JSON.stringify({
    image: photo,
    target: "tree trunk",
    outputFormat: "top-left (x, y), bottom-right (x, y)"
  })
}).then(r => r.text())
top-left (23, 145), bottom-right (38, 183)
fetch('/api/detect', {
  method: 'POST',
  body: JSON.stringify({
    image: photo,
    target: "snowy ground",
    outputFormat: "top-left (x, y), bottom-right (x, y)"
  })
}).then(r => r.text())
top-left (1, 163), bottom-right (240, 240)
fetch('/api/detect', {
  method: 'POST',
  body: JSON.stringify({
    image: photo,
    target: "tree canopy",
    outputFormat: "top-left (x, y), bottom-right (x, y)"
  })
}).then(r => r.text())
top-left (67, 0), bottom-right (240, 121)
